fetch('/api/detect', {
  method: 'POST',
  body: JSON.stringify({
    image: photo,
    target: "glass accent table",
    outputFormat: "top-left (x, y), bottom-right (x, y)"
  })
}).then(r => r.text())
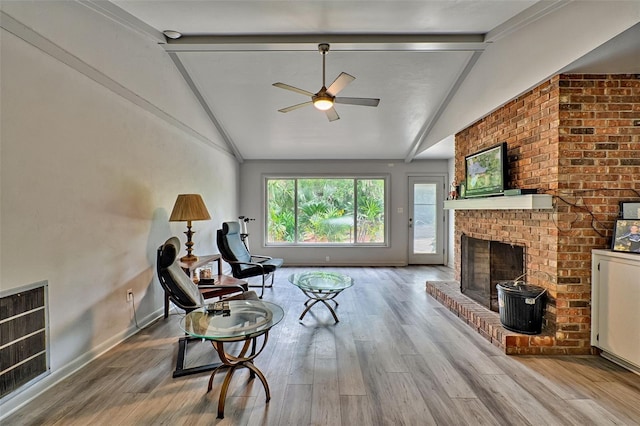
top-left (180, 300), bottom-right (284, 419)
top-left (288, 271), bottom-right (354, 323)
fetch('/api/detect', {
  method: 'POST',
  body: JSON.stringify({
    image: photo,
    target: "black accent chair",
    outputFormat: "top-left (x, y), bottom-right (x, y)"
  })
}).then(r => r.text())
top-left (217, 222), bottom-right (284, 298)
top-left (156, 236), bottom-right (258, 378)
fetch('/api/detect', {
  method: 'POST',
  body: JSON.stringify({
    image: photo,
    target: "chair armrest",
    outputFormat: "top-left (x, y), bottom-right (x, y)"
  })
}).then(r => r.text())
top-left (250, 254), bottom-right (272, 261)
top-left (198, 284), bottom-right (247, 292)
top-left (224, 259), bottom-right (267, 271)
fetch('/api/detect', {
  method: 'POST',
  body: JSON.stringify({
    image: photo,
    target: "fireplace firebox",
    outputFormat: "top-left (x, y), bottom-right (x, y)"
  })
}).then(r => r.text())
top-left (460, 235), bottom-right (524, 312)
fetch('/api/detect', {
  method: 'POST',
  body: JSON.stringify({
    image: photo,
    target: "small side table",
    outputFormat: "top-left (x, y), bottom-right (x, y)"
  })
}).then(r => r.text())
top-left (178, 254), bottom-right (222, 277)
top-left (181, 300), bottom-right (284, 419)
top-left (163, 254), bottom-right (247, 318)
top-left (288, 271), bottom-right (354, 323)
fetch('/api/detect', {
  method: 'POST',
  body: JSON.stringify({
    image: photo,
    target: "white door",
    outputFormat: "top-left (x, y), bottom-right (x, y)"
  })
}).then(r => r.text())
top-left (408, 176), bottom-right (445, 264)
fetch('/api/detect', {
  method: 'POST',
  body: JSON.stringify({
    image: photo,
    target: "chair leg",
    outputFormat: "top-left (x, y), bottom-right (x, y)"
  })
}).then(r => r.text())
top-left (247, 271), bottom-right (277, 297)
top-left (260, 274), bottom-right (265, 298)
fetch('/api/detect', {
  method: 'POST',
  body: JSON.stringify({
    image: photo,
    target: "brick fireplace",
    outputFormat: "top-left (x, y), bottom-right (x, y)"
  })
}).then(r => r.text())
top-left (437, 74), bottom-right (640, 355)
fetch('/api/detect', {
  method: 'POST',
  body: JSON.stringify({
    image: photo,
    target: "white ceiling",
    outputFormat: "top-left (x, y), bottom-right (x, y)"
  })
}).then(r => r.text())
top-left (97, 1), bottom-right (639, 162)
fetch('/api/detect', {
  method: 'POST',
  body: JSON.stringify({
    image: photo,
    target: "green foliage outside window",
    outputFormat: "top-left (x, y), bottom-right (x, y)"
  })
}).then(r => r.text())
top-left (266, 177), bottom-right (385, 244)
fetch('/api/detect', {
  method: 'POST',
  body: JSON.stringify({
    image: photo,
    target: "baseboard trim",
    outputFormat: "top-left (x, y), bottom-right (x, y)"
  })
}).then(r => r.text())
top-left (281, 262), bottom-right (408, 267)
top-left (601, 351), bottom-right (640, 376)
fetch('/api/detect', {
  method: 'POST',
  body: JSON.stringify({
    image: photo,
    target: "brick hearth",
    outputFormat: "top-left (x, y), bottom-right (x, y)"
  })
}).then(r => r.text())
top-left (424, 281), bottom-right (576, 354)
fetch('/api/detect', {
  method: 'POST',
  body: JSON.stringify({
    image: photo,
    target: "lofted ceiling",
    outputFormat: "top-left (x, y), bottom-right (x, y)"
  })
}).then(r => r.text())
top-left (86, 1), bottom-right (638, 162)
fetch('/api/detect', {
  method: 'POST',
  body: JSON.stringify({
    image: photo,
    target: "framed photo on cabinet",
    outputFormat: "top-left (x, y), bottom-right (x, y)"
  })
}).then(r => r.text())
top-left (612, 219), bottom-right (640, 254)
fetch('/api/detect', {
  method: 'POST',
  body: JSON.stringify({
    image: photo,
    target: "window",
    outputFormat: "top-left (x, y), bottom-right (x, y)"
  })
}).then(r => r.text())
top-left (266, 177), bottom-right (386, 245)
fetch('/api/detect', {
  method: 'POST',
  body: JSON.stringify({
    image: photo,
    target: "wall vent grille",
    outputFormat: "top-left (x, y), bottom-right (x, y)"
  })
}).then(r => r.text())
top-left (0, 281), bottom-right (49, 401)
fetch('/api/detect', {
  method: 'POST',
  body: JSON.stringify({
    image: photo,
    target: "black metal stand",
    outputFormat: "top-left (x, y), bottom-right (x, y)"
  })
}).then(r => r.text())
top-left (173, 336), bottom-right (222, 378)
top-left (172, 334), bottom-right (258, 378)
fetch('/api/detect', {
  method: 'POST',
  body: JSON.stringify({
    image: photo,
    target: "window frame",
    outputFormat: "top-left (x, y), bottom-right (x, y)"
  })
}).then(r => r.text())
top-left (264, 174), bottom-right (389, 247)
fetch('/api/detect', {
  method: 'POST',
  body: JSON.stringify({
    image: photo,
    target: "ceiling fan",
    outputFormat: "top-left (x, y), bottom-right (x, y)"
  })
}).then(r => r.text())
top-left (273, 43), bottom-right (380, 122)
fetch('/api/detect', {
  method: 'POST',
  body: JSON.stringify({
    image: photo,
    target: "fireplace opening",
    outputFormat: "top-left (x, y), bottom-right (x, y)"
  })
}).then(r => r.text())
top-left (460, 235), bottom-right (524, 312)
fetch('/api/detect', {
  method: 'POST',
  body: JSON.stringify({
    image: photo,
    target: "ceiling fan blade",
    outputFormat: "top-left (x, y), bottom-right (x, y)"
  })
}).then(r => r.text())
top-left (326, 72), bottom-right (355, 96)
top-left (278, 101), bottom-right (313, 113)
top-left (273, 82), bottom-right (314, 97)
top-left (325, 107), bottom-right (340, 122)
top-left (335, 97), bottom-right (380, 107)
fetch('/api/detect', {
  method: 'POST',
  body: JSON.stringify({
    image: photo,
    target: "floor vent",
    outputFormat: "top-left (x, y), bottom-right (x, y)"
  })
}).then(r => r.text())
top-left (0, 281), bottom-right (49, 401)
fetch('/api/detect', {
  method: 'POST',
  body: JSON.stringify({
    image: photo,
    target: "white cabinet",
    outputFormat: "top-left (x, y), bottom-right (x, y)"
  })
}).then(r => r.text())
top-left (591, 249), bottom-right (640, 373)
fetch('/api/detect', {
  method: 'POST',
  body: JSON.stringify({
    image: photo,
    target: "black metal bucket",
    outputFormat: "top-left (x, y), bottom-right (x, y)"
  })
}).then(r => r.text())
top-left (496, 281), bottom-right (546, 334)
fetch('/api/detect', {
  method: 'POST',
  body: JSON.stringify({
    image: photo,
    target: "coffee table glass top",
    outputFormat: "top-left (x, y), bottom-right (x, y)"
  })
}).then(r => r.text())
top-left (180, 300), bottom-right (284, 340)
top-left (288, 271), bottom-right (354, 292)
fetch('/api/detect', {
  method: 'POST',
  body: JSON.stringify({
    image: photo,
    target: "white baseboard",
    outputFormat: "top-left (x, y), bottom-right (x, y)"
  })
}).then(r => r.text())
top-left (280, 261), bottom-right (407, 267)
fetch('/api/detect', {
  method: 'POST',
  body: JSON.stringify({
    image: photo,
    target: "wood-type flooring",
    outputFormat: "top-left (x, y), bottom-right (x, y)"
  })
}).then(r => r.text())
top-left (4, 266), bottom-right (640, 425)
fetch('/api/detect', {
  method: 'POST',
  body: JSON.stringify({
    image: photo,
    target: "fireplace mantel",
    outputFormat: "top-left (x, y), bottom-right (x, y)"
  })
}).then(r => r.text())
top-left (443, 194), bottom-right (553, 210)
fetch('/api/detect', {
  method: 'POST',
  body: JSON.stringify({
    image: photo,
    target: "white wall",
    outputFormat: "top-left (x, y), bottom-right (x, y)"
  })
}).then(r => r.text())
top-left (0, 3), bottom-right (238, 416)
top-left (239, 159), bottom-right (449, 266)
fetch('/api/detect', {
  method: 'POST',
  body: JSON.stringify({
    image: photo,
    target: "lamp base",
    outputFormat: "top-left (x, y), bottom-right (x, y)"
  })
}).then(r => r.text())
top-left (180, 254), bottom-right (199, 263)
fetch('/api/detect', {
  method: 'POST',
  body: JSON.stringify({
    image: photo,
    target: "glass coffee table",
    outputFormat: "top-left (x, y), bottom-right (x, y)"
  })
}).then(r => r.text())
top-left (288, 271), bottom-right (354, 323)
top-left (180, 300), bottom-right (284, 419)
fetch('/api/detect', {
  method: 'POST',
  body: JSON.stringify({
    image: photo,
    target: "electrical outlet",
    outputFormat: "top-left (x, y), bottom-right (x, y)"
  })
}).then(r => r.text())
top-left (126, 289), bottom-right (133, 302)
top-left (325, 256), bottom-right (330, 262)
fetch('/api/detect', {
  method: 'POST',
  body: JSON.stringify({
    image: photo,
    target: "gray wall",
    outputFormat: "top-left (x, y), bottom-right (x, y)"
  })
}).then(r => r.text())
top-left (0, 3), bottom-right (238, 415)
top-left (239, 159), bottom-right (449, 266)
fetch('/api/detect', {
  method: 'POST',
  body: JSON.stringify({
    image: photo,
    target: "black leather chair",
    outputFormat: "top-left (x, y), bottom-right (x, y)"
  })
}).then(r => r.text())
top-left (157, 236), bottom-right (258, 377)
top-left (217, 222), bottom-right (284, 298)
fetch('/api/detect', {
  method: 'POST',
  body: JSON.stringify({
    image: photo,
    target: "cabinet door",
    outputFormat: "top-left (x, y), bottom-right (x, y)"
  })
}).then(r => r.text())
top-left (597, 257), bottom-right (640, 367)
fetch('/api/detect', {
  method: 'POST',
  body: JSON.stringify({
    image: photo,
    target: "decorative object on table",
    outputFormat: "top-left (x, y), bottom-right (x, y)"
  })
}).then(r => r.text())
top-left (205, 301), bottom-right (231, 316)
top-left (612, 219), bottom-right (640, 253)
top-left (169, 194), bottom-right (211, 262)
top-left (620, 201), bottom-right (640, 219)
top-left (199, 267), bottom-right (212, 280)
top-left (217, 221), bottom-right (284, 298)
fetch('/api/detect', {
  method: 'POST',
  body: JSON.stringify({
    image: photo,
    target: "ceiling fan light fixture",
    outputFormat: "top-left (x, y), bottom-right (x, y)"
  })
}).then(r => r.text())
top-left (313, 96), bottom-right (334, 111)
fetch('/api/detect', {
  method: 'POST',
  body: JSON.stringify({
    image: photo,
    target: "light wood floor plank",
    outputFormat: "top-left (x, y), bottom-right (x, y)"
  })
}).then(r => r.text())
top-left (339, 395), bottom-right (381, 425)
top-left (334, 319), bottom-right (367, 396)
top-left (311, 358), bottom-right (341, 425)
top-left (566, 399), bottom-right (629, 426)
top-left (450, 398), bottom-right (501, 426)
top-left (278, 384), bottom-right (312, 425)
top-left (403, 354), bottom-right (476, 425)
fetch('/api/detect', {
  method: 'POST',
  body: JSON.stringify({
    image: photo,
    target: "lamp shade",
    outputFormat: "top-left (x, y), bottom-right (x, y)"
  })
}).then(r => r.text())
top-left (169, 194), bottom-right (211, 222)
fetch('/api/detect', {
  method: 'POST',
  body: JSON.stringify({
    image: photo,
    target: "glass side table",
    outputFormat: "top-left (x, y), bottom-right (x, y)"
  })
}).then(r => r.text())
top-left (180, 300), bottom-right (284, 419)
top-left (288, 271), bottom-right (354, 323)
